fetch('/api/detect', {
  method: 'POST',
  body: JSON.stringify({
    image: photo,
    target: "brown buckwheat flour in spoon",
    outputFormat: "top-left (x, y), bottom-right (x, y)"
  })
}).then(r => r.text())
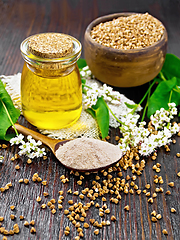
top-left (55, 137), bottom-right (123, 171)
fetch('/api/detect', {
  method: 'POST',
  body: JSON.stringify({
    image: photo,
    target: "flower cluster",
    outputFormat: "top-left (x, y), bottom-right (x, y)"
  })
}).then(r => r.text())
top-left (83, 83), bottom-right (121, 109)
top-left (0, 155), bottom-right (4, 163)
top-left (81, 66), bottom-right (122, 109)
top-left (10, 134), bottom-right (46, 159)
top-left (80, 66), bottom-right (92, 79)
top-left (119, 103), bottom-right (180, 156)
top-left (80, 65), bottom-right (180, 157)
top-left (80, 65), bottom-right (141, 128)
top-left (150, 103), bottom-right (177, 130)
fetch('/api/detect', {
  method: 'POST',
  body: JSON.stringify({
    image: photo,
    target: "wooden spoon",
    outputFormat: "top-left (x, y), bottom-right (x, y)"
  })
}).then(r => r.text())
top-left (14, 123), bottom-right (122, 172)
top-left (14, 123), bottom-right (70, 154)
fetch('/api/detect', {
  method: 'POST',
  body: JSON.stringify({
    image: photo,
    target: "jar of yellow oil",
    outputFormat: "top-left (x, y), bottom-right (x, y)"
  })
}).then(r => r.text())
top-left (20, 33), bottom-right (82, 129)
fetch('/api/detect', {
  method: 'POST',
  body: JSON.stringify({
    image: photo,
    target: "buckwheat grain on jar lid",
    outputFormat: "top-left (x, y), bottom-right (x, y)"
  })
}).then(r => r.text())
top-left (28, 33), bottom-right (73, 58)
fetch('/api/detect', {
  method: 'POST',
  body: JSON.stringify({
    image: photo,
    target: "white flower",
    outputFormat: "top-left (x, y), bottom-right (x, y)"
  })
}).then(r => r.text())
top-left (19, 142), bottom-right (31, 152)
top-left (80, 66), bottom-right (94, 79)
top-left (86, 70), bottom-right (92, 75)
top-left (159, 112), bottom-right (167, 121)
top-left (118, 142), bottom-right (130, 153)
top-left (36, 140), bottom-right (42, 146)
top-left (171, 123), bottom-right (180, 134)
top-left (27, 135), bottom-right (32, 141)
top-left (10, 137), bottom-right (18, 145)
top-left (26, 151), bottom-right (37, 159)
top-left (35, 148), bottom-right (46, 158)
top-left (0, 155), bottom-right (4, 163)
top-left (80, 71), bottom-right (85, 77)
top-left (139, 121), bottom-right (146, 127)
top-left (83, 66), bottom-right (89, 71)
top-left (10, 134), bottom-right (24, 145)
top-left (28, 138), bottom-right (38, 150)
top-left (163, 127), bottom-right (172, 138)
top-left (142, 129), bottom-right (150, 137)
top-left (10, 133), bottom-right (46, 159)
top-left (18, 149), bottom-right (26, 156)
top-left (168, 102), bottom-right (176, 108)
top-left (110, 100), bottom-right (120, 105)
top-left (171, 107), bottom-right (177, 115)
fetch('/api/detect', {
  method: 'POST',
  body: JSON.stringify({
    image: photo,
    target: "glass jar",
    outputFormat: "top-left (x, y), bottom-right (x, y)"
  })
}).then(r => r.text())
top-left (20, 33), bottom-right (82, 129)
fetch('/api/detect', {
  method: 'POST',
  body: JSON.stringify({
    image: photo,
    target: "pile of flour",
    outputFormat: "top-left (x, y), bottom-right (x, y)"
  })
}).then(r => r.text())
top-left (55, 137), bottom-right (123, 170)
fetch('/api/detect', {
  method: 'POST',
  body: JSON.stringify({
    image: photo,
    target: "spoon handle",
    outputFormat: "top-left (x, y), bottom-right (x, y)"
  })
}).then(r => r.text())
top-left (14, 123), bottom-right (60, 152)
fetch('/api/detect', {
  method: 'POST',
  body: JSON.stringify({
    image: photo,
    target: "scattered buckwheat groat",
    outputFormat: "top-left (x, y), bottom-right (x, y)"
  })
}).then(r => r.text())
top-left (30, 227), bottom-right (36, 234)
top-left (168, 182), bottom-right (174, 187)
top-left (36, 196), bottom-right (41, 203)
top-left (15, 165), bottom-right (20, 170)
top-left (151, 217), bottom-right (157, 222)
top-left (94, 229), bottom-right (99, 235)
top-left (24, 221), bottom-right (29, 227)
top-left (10, 205), bottom-right (15, 211)
top-left (27, 159), bottom-right (32, 164)
top-left (13, 224), bottom-right (20, 234)
top-left (30, 220), bottom-right (35, 226)
top-left (0, 96), bottom-right (179, 239)
top-left (162, 229), bottom-right (168, 235)
top-left (171, 208), bottom-right (176, 213)
top-left (24, 179), bottom-right (29, 184)
top-left (10, 214), bottom-right (16, 220)
top-left (19, 215), bottom-right (24, 220)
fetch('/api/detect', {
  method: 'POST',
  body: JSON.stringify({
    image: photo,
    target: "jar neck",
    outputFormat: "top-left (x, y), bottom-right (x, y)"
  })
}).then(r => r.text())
top-left (26, 62), bottom-right (76, 77)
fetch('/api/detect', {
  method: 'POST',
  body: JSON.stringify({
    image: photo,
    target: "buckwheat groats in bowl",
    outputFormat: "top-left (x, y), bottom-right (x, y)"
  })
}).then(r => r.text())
top-left (84, 12), bottom-right (168, 87)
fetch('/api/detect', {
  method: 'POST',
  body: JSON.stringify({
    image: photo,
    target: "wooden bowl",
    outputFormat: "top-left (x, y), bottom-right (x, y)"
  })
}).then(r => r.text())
top-left (84, 13), bottom-right (168, 87)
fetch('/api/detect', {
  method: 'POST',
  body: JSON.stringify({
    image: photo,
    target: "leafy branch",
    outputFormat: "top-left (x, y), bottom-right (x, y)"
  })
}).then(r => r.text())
top-left (86, 97), bottom-right (109, 139)
top-left (0, 80), bottom-right (20, 141)
top-left (77, 54), bottom-right (180, 139)
top-left (0, 99), bottom-right (18, 136)
top-left (147, 54), bottom-right (180, 117)
top-left (77, 59), bottom-right (110, 138)
top-left (129, 54), bottom-right (180, 119)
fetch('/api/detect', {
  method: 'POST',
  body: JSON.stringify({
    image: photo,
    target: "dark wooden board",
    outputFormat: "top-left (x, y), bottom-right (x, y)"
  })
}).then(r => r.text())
top-left (0, 119), bottom-right (180, 240)
top-left (0, 1), bottom-right (180, 239)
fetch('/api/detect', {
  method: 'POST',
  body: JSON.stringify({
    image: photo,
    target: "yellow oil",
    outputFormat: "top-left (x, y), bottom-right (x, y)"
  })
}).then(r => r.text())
top-left (21, 63), bottom-right (82, 129)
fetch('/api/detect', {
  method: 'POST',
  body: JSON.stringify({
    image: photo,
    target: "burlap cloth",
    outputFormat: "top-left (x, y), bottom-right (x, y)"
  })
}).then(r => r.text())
top-left (1, 73), bottom-right (139, 139)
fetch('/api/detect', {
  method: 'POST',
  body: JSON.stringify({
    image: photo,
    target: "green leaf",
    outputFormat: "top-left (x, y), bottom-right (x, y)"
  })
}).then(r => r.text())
top-left (81, 78), bottom-right (86, 94)
top-left (81, 79), bottom-right (86, 85)
top-left (160, 54), bottom-right (180, 80)
top-left (147, 77), bottom-right (180, 117)
top-left (86, 97), bottom-right (109, 139)
top-left (0, 80), bottom-right (21, 141)
top-left (77, 58), bottom-right (87, 69)
top-left (86, 108), bottom-right (96, 119)
top-left (124, 102), bottom-right (138, 109)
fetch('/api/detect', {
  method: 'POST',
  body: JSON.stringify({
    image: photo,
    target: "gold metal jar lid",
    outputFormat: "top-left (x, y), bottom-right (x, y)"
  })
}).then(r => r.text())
top-left (28, 33), bottom-right (73, 58)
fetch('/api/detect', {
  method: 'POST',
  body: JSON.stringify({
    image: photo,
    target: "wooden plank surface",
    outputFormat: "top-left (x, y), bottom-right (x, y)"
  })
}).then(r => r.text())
top-left (0, 1), bottom-right (180, 239)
